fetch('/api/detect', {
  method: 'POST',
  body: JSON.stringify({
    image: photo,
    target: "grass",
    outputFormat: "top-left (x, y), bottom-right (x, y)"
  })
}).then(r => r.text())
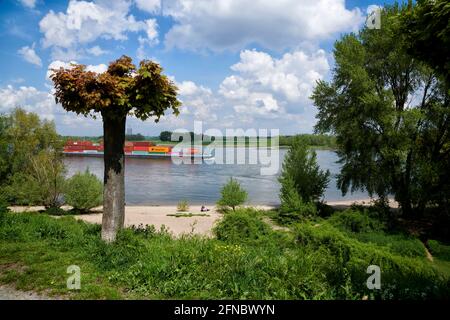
top-left (0, 207), bottom-right (448, 300)
top-left (167, 213), bottom-right (210, 217)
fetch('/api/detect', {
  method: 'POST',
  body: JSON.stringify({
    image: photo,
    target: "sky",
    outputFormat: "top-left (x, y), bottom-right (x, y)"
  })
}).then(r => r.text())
top-left (0, 0), bottom-right (396, 136)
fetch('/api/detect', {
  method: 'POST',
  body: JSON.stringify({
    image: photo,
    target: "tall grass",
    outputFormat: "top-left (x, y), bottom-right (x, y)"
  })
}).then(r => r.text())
top-left (0, 208), bottom-right (448, 299)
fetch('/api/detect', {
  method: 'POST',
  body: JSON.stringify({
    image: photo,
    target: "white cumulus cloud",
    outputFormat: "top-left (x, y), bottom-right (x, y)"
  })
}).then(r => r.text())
top-left (39, 0), bottom-right (159, 60)
top-left (0, 85), bottom-right (55, 120)
top-left (135, 0), bottom-right (161, 14)
top-left (219, 48), bottom-right (329, 119)
top-left (18, 43), bottom-right (42, 67)
top-left (19, 0), bottom-right (36, 9)
top-left (86, 45), bottom-right (108, 56)
top-left (163, 0), bottom-right (364, 52)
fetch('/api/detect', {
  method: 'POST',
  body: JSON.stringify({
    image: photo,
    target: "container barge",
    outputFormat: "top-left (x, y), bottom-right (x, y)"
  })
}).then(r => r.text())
top-left (63, 140), bottom-right (213, 159)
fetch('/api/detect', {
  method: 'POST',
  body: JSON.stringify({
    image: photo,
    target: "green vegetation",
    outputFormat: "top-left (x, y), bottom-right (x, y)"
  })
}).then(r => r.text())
top-left (428, 240), bottom-right (450, 261)
top-left (158, 130), bottom-right (336, 148)
top-left (217, 178), bottom-right (248, 211)
top-left (401, 0), bottom-right (450, 86)
top-left (0, 208), bottom-right (448, 299)
top-left (1, 109), bottom-right (65, 209)
top-left (167, 213), bottom-right (210, 218)
top-left (176, 200), bottom-right (189, 212)
top-left (312, 4), bottom-right (450, 221)
top-left (278, 136), bottom-right (329, 222)
top-left (65, 169), bottom-right (103, 213)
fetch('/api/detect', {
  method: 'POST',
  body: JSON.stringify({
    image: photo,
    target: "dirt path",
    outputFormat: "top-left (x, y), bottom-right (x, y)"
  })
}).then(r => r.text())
top-left (0, 285), bottom-right (52, 300)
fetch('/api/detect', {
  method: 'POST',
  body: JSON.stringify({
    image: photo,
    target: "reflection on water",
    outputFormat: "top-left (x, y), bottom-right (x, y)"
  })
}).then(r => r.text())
top-left (64, 148), bottom-right (367, 205)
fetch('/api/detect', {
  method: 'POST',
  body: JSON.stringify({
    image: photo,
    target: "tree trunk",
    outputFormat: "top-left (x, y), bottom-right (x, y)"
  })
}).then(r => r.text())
top-left (101, 112), bottom-right (126, 243)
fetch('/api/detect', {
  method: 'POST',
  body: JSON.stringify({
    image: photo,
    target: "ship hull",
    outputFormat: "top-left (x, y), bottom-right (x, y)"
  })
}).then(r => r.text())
top-left (63, 152), bottom-right (213, 159)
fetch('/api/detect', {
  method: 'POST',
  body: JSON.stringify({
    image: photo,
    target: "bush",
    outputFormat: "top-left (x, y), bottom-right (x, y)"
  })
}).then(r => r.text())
top-left (65, 169), bottom-right (102, 212)
top-left (213, 209), bottom-right (272, 244)
top-left (177, 200), bottom-right (189, 212)
top-left (294, 223), bottom-right (449, 299)
top-left (355, 232), bottom-right (426, 258)
top-left (217, 177), bottom-right (248, 211)
top-left (328, 209), bottom-right (386, 233)
top-left (428, 240), bottom-right (450, 261)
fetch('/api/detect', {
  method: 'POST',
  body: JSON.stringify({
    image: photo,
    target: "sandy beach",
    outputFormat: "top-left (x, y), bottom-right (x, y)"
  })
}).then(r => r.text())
top-left (8, 199), bottom-right (396, 237)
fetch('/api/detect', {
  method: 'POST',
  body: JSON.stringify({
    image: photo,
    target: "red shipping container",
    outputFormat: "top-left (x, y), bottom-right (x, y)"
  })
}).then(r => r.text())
top-left (133, 141), bottom-right (155, 147)
top-left (125, 141), bottom-right (134, 147)
top-left (133, 146), bottom-right (148, 151)
top-left (124, 146), bottom-right (133, 152)
top-left (84, 146), bottom-right (99, 151)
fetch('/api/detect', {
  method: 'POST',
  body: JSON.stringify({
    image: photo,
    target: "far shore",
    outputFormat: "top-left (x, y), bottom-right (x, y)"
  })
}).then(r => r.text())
top-left (8, 198), bottom-right (397, 237)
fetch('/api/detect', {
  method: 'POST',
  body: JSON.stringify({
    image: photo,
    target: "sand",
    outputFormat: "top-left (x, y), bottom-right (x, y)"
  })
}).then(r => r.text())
top-left (8, 199), bottom-right (397, 237)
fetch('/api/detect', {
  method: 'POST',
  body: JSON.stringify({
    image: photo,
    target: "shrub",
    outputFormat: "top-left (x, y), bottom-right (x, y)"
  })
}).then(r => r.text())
top-left (294, 222), bottom-right (449, 299)
top-left (428, 240), bottom-right (450, 261)
top-left (213, 209), bottom-right (272, 244)
top-left (355, 232), bottom-right (426, 258)
top-left (217, 177), bottom-right (248, 211)
top-left (328, 209), bottom-right (386, 233)
top-left (65, 169), bottom-right (102, 213)
top-left (177, 200), bottom-right (189, 212)
top-left (278, 136), bottom-right (330, 203)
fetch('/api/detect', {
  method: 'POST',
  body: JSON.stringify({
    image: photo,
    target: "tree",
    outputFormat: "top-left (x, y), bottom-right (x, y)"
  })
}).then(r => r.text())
top-left (125, 133), bottom-right (145, 141)
top-left (279, 174), bottom-right (317, 221)
top-left (0, 114), bottom-right (11, 184)
top-left (1, 109), bottom-right (64, 206)
top-left (51, 56), bottom-right (181, 242)
top-left (159, 131), bottom-right (172, 142)
top-left (401, 0), bottom-right (450, 87)
top-left (217, 178), bottom-right (248, 211)
top-left (5, 108), bottom-right (62, 178)
top-left (311, 4), bottom-right (450, 217)
top-left (278, 136), bottom-right (330, 204)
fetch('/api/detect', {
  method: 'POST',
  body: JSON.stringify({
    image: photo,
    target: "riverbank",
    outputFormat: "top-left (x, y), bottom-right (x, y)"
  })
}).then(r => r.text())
top-left (1, 204), bottom-right (448, 300)
top-left (8, 199), bottom-right (395, 237)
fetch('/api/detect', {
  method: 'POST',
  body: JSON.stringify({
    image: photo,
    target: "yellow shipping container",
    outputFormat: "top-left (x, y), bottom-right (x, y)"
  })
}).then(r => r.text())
top-left (149, 146), bottom-right (171, 153)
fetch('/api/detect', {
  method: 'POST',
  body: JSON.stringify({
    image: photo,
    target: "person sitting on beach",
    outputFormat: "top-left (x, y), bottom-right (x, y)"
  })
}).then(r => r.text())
top-left (201, 205), bottom-right (210, 212)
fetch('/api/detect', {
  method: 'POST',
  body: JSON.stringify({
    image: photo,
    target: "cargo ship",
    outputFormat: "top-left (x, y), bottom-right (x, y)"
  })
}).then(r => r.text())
top-left (63, 140), bottom-right (214, 159)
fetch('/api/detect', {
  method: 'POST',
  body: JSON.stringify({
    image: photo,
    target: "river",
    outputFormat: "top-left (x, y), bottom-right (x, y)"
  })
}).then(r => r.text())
top-left (64, 148), bottom-right (368, 205)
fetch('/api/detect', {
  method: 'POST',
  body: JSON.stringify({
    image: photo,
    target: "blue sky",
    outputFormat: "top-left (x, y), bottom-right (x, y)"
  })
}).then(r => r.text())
top-left (0, 0), bottom-right (397, 136)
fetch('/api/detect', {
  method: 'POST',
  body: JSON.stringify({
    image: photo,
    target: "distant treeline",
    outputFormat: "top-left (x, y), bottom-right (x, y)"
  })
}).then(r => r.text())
top-left (278, 134), bottom-right (336, 148)
top-left (159, 131), bottom-right (336, 148)
top-left (62, 132), bottom-right (336, 149)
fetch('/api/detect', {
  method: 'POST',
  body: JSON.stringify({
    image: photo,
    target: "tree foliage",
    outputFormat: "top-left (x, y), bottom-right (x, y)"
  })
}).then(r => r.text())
top-left (401, 0), bottom-right (450, 87)
top-left (217, 178), bottom-right (248, 211)
top-left (159, 131), bottom-right (172, 142)
top-left (51, 56), bottom-right (181, 120)
top-left (311, 4), bottom-right (450, 217)
top-left (279, 136), bottom-right (330, 205)
top-left (0, 109), bottom-right (65, 207)
top-left (279, 174), bottom-right (317, 221)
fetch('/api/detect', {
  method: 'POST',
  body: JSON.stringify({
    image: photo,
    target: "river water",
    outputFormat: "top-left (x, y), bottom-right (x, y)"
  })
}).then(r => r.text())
top-left (64, 148), bottom-right (367, 205)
